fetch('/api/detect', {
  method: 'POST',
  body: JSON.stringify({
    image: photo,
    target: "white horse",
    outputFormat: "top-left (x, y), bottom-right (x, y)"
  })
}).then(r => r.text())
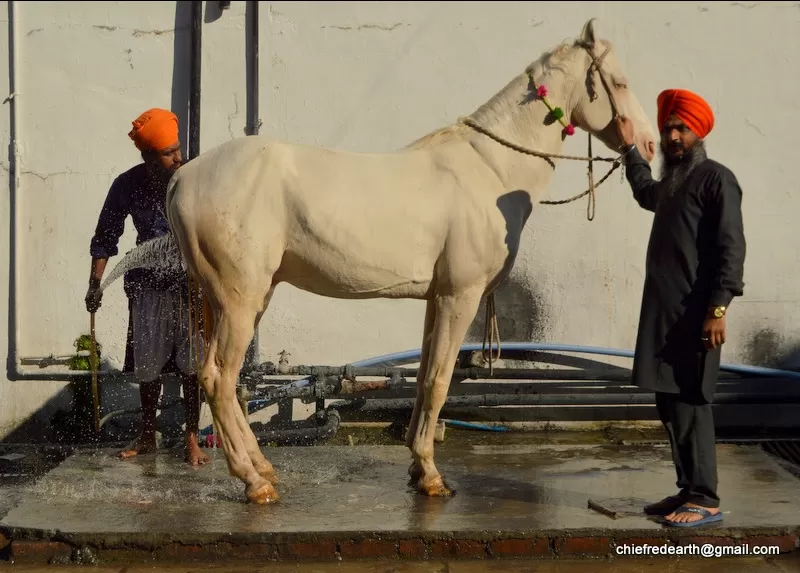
top-left (163, 19), bottom-right (657, 504)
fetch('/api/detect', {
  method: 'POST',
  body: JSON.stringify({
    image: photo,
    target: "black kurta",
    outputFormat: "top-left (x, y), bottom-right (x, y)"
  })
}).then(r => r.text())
top-left (624, 147), bottom-right (746, 403)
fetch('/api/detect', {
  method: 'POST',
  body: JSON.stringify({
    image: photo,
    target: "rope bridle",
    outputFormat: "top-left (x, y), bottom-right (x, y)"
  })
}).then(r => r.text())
top-left (464, 41), bottom-right (628, 373)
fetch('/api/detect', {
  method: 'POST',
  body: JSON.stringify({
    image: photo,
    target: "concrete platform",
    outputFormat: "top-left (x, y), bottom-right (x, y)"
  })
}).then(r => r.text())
top-left (1, 443), bottom-right (799, 564)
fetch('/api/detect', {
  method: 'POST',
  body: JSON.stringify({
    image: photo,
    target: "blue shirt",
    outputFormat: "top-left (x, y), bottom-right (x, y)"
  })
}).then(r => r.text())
top-left (90, 163), bottom-right (186, 299)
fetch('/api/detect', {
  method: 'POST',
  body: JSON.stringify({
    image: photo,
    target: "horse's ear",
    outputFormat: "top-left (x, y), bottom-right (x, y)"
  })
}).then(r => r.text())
top-left (580, 18), bottom-right (597, 47)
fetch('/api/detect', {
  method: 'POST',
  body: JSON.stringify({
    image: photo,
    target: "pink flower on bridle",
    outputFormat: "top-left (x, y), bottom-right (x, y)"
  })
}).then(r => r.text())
top-left (535, 83), bottom-right (575, 137)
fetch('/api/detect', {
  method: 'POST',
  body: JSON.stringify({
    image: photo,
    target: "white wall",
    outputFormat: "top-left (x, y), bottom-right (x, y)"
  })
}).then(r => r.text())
top-left (2, 1), bottom-right (799, 436)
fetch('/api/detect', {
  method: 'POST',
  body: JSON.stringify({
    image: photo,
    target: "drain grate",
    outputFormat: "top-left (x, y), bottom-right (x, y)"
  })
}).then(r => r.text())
top-left (760, 440), bottom-right (800, 467)
top-left (714, 438), bottom-right (800, 475)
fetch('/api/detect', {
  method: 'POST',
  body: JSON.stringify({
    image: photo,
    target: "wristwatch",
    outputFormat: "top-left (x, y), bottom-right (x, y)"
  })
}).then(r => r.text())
top-left (711, 306), bottom-right (726, 319)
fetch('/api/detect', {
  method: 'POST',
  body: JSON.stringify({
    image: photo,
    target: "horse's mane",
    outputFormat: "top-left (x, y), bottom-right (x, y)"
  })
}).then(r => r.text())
top-left (405, 40), bottom-right (579, 151)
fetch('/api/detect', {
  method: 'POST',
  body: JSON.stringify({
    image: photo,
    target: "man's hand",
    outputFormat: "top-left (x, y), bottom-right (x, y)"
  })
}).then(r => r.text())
top-left (85, 280), bottom-right (102, 313)
top-left (614, 116), bottom-right (635, 148)
top-left (701, 315), bottom-right (726, 350)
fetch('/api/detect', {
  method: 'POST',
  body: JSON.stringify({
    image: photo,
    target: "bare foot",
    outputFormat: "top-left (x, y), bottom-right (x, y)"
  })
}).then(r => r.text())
top-left (418, 473), bottom-right (455, 497)
top-left (119, 434), bottom-right (157, 460)
top-left (664, 502), bottom-right (721, 524)
top-left (185, 433), bottom-right (210, 466)
top-left (246, 479), bottom-right (280, 505)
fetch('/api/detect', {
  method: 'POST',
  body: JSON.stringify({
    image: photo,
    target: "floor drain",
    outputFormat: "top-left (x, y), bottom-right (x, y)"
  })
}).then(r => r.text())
top-left (760, 440), bottom-right (800, 467)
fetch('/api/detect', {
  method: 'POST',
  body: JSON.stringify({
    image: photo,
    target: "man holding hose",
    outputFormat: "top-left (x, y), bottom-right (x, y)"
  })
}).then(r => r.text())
top-left (85, 108), bottom-right (209, 466)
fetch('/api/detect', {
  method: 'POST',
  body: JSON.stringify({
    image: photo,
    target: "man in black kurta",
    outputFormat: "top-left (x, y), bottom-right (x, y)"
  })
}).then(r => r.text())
top-left (615, 89), bottom-right (746, 527)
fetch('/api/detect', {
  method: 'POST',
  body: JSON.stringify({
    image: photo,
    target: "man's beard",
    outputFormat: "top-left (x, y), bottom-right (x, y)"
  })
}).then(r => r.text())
top-left (147, 163), bottom-right (181, 187)
top-left (659, 139), bottom-right (707, 197)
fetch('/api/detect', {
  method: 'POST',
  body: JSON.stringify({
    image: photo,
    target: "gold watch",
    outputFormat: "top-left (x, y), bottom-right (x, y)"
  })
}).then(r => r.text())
top-left (711, 306), bottom-right (726, 319)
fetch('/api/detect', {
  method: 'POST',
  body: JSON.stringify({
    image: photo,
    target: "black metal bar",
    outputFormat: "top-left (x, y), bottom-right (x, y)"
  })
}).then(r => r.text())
top-left (246, 0), bottom-right (259, 137)
top-left (188, 0), bottom-right (202, 160)
top-left (329, 392), bottom-right (800, 410)
top-left (243, 0), bottom-right (260, 368)
top-left (337, 405), bottom-right (662, 425)
top-left (238, 364), bottom-right (764, 386)
top-left (252, 409), bottom-right (340, 446)
top-left (340, 381), bottom-right (794, 399)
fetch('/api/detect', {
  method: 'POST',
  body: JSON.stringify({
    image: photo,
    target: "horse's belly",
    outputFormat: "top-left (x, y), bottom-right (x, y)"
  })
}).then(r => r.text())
top-left (277, 246), bottom-right (437, 300)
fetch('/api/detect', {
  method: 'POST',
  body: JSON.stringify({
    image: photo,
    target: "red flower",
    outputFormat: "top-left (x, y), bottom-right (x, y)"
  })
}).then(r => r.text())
top-left (536, 85), bottom-right (548, 98)
top-left (563, 123), bottom-right (575, 136)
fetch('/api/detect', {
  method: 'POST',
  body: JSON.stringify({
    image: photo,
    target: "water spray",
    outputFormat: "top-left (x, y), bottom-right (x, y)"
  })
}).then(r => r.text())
top-left (97, 234), bottom-right (186, 294)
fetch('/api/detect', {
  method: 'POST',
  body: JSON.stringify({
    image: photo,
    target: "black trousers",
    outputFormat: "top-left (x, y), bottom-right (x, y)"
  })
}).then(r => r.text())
top-left (655, 391), bottom-right (719, 508)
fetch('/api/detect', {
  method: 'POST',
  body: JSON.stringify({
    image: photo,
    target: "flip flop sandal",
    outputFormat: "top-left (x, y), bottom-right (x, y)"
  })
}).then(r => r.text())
top-left (644, 495), bottom-right (685, 516)
top-left (664, 505), bottom-right (723, 527)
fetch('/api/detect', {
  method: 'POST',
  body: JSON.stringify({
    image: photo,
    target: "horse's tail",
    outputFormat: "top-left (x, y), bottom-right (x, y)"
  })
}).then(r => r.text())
top-left (164, 167), bottom-right (211, 368)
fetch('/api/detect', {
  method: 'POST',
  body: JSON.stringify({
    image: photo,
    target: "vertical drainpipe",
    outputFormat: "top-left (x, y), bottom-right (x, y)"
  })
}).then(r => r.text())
top-left (188, 0), bottom-right (202, 161)
top-left (244, 0), bottom-right (260, 368)
top-left (7, 0), bottom-right (22, 379)
top-left (247, 0), bottom-right (259, 139)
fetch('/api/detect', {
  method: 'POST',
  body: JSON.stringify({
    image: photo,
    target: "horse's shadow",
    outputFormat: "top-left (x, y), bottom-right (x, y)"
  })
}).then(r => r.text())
top-left (404, 469), bottom-right (659, 530)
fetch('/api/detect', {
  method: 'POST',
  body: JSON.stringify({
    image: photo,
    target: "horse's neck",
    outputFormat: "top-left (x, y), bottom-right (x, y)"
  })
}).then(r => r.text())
top-left (463, 69), bottom-right (575, 199)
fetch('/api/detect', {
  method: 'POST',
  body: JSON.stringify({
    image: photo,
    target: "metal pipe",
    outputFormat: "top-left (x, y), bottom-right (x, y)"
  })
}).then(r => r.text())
top-left (243, 0), bottom-right (260, 368)
top-left (246, 0), bottom-right (259, 137)
top-left (240, 366), bottom-right (636, 384)
top-left (348, 343), bottom-right (800, 380)
top-left (188, 0), bottom-right (202, 160)
top-left (252, 408), bottom-right (340, 446)
top-left (200, 408), bottom-right (341, 445)
top-left (199, 370), bottom-right (795, 435)
top-left (15, 342), bottom-right (800, 383)
top-left (331, 392), bottom-right (800, 411)
top-left (7, 0), bottom-right (22, 380)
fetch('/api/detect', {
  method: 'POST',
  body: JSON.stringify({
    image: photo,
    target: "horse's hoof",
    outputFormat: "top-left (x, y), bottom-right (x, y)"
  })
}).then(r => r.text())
top-left (408, 461), bottom-right (423, 481)
top-left (418, 474), bottom-right (455, 497)
top-left (246, 482), bottom-right (280, 505)
top-left (254, 463), bottom-right (280, 485)
top-left (259, 469), bottom-right (280, 486)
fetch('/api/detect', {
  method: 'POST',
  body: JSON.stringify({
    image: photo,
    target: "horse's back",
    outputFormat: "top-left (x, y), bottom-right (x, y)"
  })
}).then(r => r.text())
top-left (168, 134), bottom-right (506, 299)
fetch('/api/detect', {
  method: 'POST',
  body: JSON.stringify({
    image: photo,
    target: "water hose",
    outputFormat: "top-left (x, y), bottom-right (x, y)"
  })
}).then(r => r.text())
top-left (349, 342), bottom-right (800, 380)
top-left (89, 312), bottom-right (100, 433)
top-left (441, 418), bottom-right (509, 432)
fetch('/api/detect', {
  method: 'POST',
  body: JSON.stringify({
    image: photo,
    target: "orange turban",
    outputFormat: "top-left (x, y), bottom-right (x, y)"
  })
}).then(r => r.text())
top-left (128, 108), bottom-right (179, 152)
top-left (656, 89), bottom-right (715, 139)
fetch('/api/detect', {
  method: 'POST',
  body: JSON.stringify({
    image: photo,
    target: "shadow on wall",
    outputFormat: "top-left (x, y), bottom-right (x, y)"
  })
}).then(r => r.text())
top-left (744, 327), bottom-right (800, 371)
top-left (0, 378), bottom-right (186, 445)
top-left (465, 274), bottom-right (551, 345)
top-left (204, 0), bottom-right (225, 24)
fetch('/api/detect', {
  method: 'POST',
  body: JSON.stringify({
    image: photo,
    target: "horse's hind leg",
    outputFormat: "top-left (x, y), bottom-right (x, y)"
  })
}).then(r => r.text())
top-left (406, 298), bottom-right (436, 481)
top-left (411, 286), bottom-right (483, 497)
top-left (201, 292), bottom-right (279, 504)
top-left (204, 285), bottom-right (279, 485)
top-left (241, 286), bottom-right (280, 485)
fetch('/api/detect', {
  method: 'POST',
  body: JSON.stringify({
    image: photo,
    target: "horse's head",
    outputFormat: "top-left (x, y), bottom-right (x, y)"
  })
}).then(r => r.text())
top-left (567, 19), bottom-right (657, 162)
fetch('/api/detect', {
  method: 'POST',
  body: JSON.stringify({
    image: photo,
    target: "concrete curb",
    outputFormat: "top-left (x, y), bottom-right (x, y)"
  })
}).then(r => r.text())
top-left (2, 526), bottom-right (799, 564)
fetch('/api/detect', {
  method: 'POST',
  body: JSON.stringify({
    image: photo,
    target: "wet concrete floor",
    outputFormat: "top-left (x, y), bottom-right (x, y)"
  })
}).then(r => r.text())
top-left (1, 442), bottom-right (798, 534)
top-left (2, 554), bottom-right (800, 572)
